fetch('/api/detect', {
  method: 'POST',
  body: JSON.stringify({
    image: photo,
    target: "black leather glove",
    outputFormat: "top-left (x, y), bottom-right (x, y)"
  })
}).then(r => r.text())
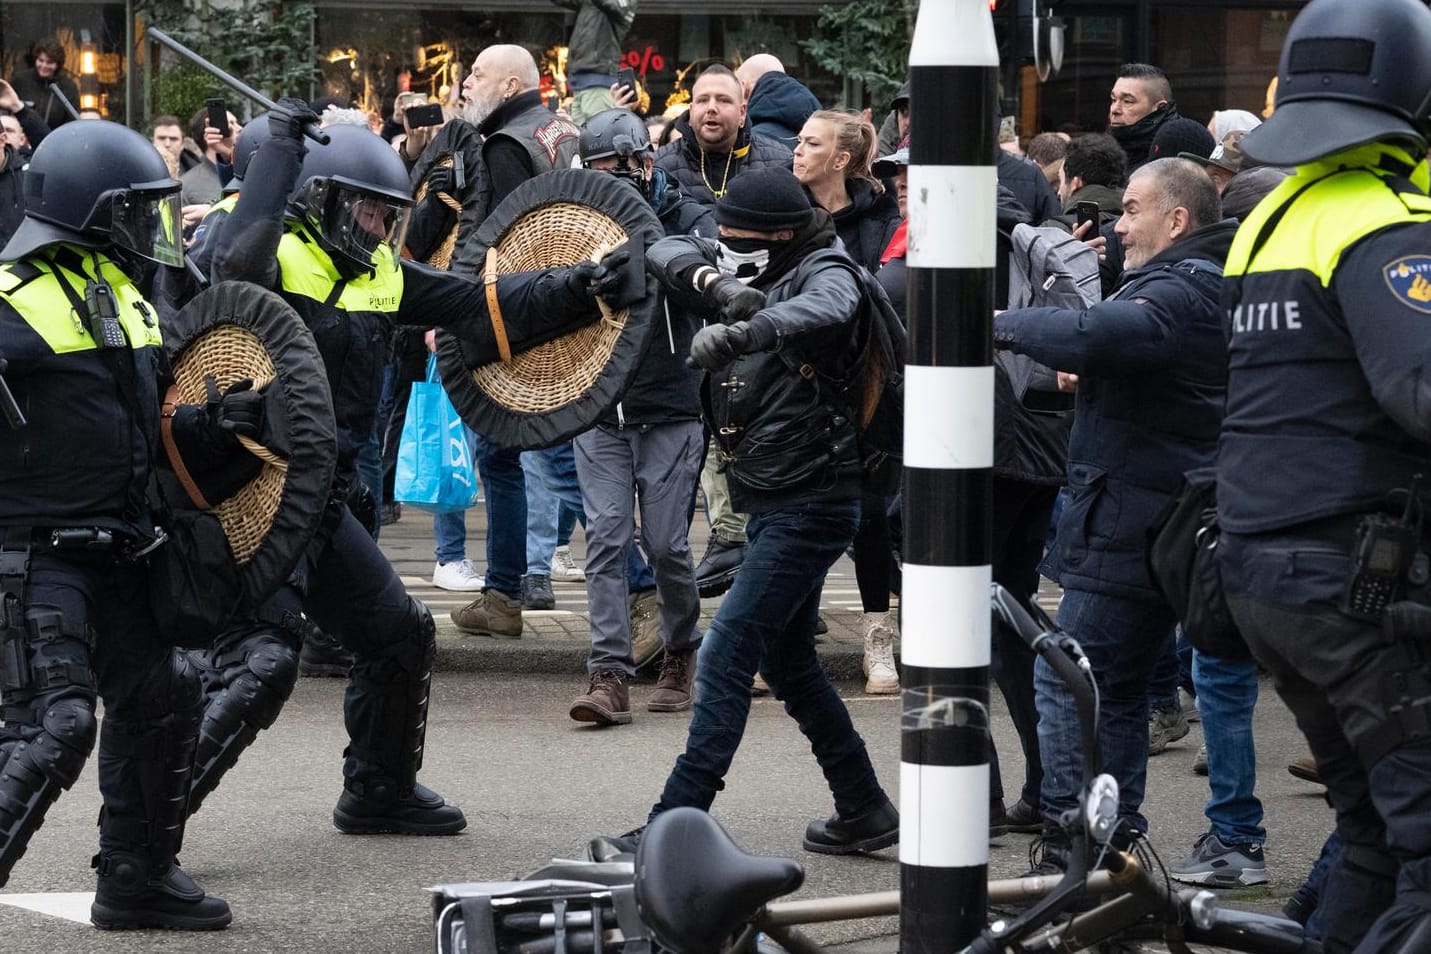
top-left (564, 260), bottom-right (602, 300)
top-left (268, 97), bottom-right (320, 142)
top-left (704, 275), bottom-right (766, 324)
top-left (425, 163), bottom-right (457, 198)
top-left (204, 376), bottom-right (262, 440)
top-left (689, 322), bottom-right (751, 372)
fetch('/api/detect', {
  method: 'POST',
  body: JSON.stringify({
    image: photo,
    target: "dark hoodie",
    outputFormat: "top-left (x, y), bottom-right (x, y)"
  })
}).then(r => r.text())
top-left (1108, 102), bottom-right (1180, 173)
top-left (820, 177), bottom-right (900, 273)
top-left (747, 72), bottom-right (822, 151)
top-left (653, 116), bottom-right (793, 207)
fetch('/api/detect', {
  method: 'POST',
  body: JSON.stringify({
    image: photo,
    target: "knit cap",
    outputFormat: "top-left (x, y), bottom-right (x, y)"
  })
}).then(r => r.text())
top-left (715, 167), bottom-right (814, 232)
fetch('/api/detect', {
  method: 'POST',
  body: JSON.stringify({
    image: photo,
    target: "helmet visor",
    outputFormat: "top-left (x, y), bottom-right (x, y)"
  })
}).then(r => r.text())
top-left (323, 183), bottom-right (411, 271)
top-left (109, 189), bottom-right (184, 267)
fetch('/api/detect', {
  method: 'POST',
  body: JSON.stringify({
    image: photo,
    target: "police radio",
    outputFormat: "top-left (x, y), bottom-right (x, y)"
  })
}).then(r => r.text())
top-left (1343, 478), bottom-right (1424, 621)
top-left (84, 278), bottom-right (126, 350)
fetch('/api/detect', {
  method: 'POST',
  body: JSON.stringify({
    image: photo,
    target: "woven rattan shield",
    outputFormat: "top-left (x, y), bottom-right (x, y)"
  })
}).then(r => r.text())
top-left (438, 167), bottom-right (663, 449)
top-left (162, 281), bottom-right (337, 605)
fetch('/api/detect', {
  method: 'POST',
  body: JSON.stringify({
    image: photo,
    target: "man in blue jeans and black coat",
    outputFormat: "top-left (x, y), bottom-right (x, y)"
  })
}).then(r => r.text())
top-left (598, 166), bottom-right (898, 853)
top-left (993, 156), bottom-right (1235, 871)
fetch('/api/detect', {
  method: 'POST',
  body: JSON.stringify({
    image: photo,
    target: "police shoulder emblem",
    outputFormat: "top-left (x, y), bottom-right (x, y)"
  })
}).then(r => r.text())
top-left (1382, 255), bottom-right (1431, 313)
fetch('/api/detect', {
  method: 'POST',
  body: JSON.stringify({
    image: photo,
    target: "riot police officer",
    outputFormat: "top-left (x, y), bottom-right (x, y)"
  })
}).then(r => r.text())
top-left (0, 121), bottom-right (232, 929)
top-left (190, 101), bottom-right (625, 833)
top-left (1217, 1), bottom-right (1431, 950)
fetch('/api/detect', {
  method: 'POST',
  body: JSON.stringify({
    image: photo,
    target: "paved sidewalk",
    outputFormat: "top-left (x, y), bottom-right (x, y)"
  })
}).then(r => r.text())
top-left (376, 501), bottom-right (1060, 678)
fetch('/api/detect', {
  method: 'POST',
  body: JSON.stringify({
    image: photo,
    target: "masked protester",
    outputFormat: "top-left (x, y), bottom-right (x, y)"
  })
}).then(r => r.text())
top-left (0, 120), bottom-right (236, 929)
top-left (593, 167), bottom-right (899, 856)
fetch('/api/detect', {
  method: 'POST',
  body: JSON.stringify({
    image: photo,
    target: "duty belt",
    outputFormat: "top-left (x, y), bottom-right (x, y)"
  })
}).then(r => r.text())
top-left (1, 525), bottom-right (166, 561)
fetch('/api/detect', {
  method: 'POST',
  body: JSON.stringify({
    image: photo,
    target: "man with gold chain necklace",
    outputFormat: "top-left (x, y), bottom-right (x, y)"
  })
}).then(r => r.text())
top-left (653, 63), bottom-right (794, 597)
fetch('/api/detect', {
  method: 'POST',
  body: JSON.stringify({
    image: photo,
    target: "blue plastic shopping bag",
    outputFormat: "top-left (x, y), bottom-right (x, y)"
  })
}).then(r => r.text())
top-left (394, 355), bottom-right (479, 513)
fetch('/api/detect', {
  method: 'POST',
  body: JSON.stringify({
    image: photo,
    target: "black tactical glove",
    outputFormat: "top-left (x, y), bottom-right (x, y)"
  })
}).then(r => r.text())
top-left (204, 376), bottom-right (262, 440)
top-left (689, 322), bottom-right (751, 372)
top-left (703, 275), bottom-right (766, 324)
top-left (564, 260), bottom-right (602, 300)
top-left (424, 163), bottom-right (457, 199)
top-left (268, 97), bottom-right (320, 142)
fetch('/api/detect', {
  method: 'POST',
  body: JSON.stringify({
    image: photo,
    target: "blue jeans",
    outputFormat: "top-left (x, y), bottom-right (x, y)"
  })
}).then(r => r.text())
top-left (433, 424), bottom-right (479, 565)
top-left (522, 450), bottom-right (562, 576)
top-left (1192, 647), bottom-right (1265, 845)
top-left (1038, 588), bottom-right (1176, 832)
top-left (652, 498), bottom-right (886, 820)
top-left (1148, 627), bottom-right (1193, 711)
top-left (472, 433), bottom-right (527, 598)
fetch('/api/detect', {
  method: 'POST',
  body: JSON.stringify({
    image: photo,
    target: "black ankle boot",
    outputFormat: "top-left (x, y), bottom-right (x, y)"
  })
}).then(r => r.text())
top-left (803, 797), bottom-right (899, 855)
top-left (333, 779), bottom-right (467, 835)
top-left (91, 852), bottom-right (231, 931)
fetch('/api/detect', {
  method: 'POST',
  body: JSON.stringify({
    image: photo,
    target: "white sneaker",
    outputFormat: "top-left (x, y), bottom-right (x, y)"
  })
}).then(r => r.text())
top-left (432, 559), bottom-right (484, 591)
top-left (861, 611), bottom-right (900, 694)
top-left (551, 545), bottom-right (586, 582)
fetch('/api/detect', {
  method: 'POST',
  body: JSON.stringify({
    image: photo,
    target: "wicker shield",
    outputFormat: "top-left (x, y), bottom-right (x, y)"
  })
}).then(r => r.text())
top-left (162, 281), bottom-right (338, 606)
top-left (437, 168), bottom-right (663, 450)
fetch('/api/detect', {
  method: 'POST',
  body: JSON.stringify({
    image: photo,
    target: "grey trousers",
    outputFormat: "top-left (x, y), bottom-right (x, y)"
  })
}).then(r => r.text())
top-left (574, 420), bottom-right (704, 674)
top-left (700, 437), bottom-right (749, 542)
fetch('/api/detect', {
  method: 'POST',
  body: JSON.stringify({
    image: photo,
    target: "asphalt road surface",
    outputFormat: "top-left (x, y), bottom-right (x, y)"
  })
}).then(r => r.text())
top-left (0, 671), bottom-right (1334, 953)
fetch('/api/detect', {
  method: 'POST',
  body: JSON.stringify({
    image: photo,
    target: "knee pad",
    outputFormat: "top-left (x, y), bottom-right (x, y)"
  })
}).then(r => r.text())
top-left (352, 598), bottom-right (434, 685)
top-left (35, 696), bottom-right (98, 788)
top-left (231, 637), bottom-right (299, 728)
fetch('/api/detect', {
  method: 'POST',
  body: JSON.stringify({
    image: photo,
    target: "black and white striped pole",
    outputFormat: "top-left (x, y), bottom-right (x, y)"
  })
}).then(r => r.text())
top-left (901, 1), bottom-right (999, 951)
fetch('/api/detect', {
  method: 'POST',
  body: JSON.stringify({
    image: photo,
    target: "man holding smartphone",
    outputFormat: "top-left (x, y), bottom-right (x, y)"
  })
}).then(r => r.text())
top-left (550, 0), bottom-right (638, 123)
top-left (179, 102), bottom-right (241, 207)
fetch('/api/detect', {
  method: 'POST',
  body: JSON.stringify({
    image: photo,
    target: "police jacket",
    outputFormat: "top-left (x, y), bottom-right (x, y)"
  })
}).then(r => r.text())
top-left (994, 219), bottom-right (1237, 600)
top-left (648, 226), bottom-right (865, 512)
top-left (824, 178), bottom-right (900, 273)
top-left (213, 134), bottom-right (596, 476)
top-left (1219, 143), bottom-right (1431, 535)
top-left (0, 245), bottom-right (164, 534)
top-left (747, 72), bottom-right (821, 151)
top-left (606, 169), bottom-right (715, 428)
top-left (653, 117), bottom-right (794, 208)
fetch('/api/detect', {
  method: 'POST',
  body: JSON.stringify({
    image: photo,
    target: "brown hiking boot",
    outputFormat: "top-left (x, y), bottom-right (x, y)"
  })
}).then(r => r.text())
top-left (450, 589), bottom-right (523, 639)
top-left (648, 648), bottom-right (695, 712)
top-left (569, 670), bottom-right (632, 725)
top-left (629, 590), bottom-right (663, 671)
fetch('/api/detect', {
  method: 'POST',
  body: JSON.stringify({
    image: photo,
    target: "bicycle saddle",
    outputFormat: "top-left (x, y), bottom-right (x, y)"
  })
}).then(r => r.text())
top-left (634, 807), bottom-right (804, 954)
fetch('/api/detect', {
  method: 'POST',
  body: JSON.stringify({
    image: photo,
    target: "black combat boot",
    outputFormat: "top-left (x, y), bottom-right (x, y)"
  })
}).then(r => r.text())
top-left (90, 697), bottom-right (231, 930)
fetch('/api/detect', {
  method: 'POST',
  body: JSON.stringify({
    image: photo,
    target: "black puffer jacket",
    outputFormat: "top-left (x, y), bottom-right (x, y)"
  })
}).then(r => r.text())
top-left (823, 178), bottom-right (900, 273)
top-left (647, 232), bottom-right (865, 511)
top-left (654, 118), bottom-right (794, 208)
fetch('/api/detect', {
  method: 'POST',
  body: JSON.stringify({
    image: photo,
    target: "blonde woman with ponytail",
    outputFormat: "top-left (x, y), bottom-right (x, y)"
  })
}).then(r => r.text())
top-left (791, 109), bottom-right (900, 272)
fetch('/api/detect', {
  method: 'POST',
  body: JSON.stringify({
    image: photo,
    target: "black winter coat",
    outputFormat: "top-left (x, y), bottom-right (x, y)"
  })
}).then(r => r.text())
top-left (825, 178), bottom-right (900, 273)
top-left (653, 118), bottom-right (793, 208)
top-left (993, 220), bottom-right (1237, 600)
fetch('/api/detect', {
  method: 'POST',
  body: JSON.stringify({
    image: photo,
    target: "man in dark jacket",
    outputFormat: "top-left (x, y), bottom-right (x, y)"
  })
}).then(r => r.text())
top-left (599, 167), bottom-right (898, 854)
top-left (654, 64), bottom-right (793, 595)
top-left (8, 37), bottom-right (77, 130)
top-left (551, 0), bottom-right (637, 123)
top-left (568, 109), bottom-right (714, 726)
top-left (994, 157), bottom-right (1235, 869)
top-left (736, 53), bottom-right (821, 151)
top-left (1108, 63), bottom-right (1179, 173)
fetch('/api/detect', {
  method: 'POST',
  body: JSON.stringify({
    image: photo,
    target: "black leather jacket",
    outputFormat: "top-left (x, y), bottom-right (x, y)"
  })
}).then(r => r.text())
top-left (647, 236), bottom-right (865, 512)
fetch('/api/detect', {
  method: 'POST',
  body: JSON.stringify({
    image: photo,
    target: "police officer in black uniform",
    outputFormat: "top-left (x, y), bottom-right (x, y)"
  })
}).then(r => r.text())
top-left (187, 100), bottom-right (624, 834)
top-left (0, 120), bottom-right (233, 929)
top-left (1217, 1), bottom-right (1431, 950)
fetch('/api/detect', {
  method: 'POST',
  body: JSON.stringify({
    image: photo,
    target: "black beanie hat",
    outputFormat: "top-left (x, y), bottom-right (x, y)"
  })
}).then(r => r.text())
top-left (1149, 117), bottom-right (1216, 161)
top-left (715, 168), bottom-right (813, 232)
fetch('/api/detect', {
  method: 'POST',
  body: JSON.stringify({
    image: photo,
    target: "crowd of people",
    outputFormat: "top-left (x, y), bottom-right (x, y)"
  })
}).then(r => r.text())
top-left (0, 0), bottom-right (1430, 950)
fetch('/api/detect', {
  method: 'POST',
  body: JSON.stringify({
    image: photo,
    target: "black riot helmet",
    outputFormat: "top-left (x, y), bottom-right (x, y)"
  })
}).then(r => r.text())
top-left (223, 117), bottom-right (273, 194)
top-left (579, 108), bottom-right (655, 193)
top-left (287, 124), bottom-right (413, 275)
top-left (1, 120), bottom-right (183, 266)
top-left (1242, 0), bottom-right (1431, 166)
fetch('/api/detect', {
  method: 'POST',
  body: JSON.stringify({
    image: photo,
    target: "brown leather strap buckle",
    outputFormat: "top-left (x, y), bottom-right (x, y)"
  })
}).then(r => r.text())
top-left (484, 246), bottom-right (513, 364)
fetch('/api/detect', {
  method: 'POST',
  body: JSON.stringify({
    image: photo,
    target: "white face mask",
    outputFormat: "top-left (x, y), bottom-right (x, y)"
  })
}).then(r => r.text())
top-left (716, 240), bottom-right (770, 284)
